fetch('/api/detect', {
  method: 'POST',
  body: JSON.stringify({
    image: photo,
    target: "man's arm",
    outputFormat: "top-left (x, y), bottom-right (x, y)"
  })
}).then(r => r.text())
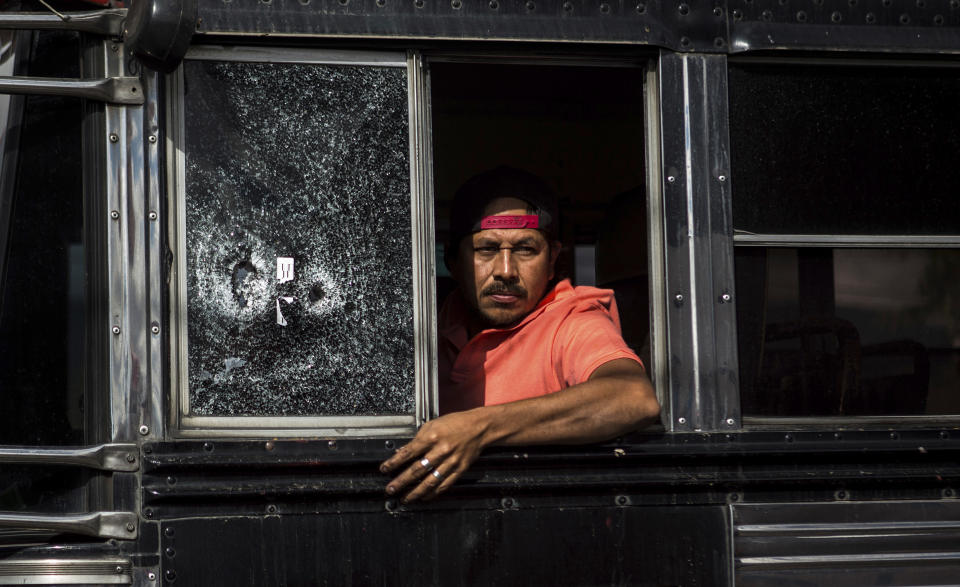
top-left (379, 358), bottom-right (659, 503)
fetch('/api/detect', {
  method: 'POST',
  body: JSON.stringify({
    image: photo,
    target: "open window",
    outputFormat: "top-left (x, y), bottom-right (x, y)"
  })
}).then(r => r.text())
top-left (428, 59), bottom-right (656, 396)
top-left (729, 60), bottom-right (960, 421)
top-left (168, 48), bottom-right (435, 437)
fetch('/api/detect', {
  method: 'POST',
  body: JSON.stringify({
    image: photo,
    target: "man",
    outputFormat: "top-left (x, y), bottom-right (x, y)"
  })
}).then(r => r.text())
top-left (380, 167), bottom-right (659, 502)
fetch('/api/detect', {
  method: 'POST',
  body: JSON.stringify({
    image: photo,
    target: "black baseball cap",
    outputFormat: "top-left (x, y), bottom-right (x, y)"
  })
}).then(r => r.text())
top-left (448, 166), bottom-right (559, 248)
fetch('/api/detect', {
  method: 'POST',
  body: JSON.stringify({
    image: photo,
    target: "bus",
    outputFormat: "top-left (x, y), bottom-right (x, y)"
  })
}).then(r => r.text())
top-left (1, 0), bottom-right (959, 584)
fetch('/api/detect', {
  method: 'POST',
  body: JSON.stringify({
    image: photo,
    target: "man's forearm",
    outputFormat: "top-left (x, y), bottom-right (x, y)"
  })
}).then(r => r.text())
top-left (470, 358), bottom-right (660, 448)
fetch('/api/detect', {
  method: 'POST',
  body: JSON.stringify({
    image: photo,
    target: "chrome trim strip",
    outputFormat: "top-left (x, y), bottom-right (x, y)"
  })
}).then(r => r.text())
top-left (409, 51), bottom-right (438, 425)
top-left (185, 45), bottom-right (407, 67)
top-left (0, 10), bottom-right (126, 36)
top-left (743, 415), bottom-right (960, 426)
top-left (0, 444), bottom-right (138, 472)
top-left (0, 512), bottom-right (137, 540)
top-left (0, 76), bottom-right (143, 104)
top-left (733, 234), bottom-right (960, 247)
top-left (0, 557), bottom-right (131, 585)
top-left (644, 59), bottom-right (668, 426)
top-left (739, 552), bottom-right (960, 567)
top-left (738, 521), bottom-right (960, 535)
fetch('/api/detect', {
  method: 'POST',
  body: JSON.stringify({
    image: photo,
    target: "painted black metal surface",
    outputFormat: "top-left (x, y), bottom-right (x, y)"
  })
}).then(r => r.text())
top-left (141, 430), bottom-right (960, 519)
top-left (195, 0), bottom-right (727, 53)
top-left (190, 0), bottom-right (960, 55)
top-left (158, 504), bottom-right (729, 586)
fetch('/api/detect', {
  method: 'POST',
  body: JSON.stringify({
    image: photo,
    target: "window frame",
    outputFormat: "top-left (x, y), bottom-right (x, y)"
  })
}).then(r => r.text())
top-left (166, 46), bottom-right (437, 438)
top-left (727, 55), bottom-right (960, 428)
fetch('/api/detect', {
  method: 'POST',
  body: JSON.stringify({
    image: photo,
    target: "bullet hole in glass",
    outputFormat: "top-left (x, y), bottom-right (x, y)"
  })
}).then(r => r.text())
top-left (231, 260), bottom-right (258, 308)
top-left (308, 283), bottom-right (326, 303)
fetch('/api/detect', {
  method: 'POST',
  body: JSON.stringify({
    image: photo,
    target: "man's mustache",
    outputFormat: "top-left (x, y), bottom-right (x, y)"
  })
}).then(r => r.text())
top-left (481, 283), bottom-right (527, 297)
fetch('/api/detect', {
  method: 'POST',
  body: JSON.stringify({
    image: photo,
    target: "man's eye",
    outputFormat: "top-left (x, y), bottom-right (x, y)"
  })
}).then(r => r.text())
top-left (513, 246), bottom-right (538, 257)
top-left (474, 246), bottom-right (499, 255)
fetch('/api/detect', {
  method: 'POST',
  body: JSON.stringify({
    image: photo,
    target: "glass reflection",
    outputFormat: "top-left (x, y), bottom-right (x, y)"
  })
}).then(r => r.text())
top-left (737, 248), bottom-right (960, 417)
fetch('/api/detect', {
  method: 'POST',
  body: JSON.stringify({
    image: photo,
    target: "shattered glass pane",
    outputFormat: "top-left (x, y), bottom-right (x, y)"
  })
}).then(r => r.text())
top-left (182, 60), bottom-right (414, 416)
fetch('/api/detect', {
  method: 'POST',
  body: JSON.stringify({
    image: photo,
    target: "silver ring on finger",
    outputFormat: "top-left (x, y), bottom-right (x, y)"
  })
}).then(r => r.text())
top-left (419, 457), bottom-right (432, 471)
top-left (432, 469), bottom-right (444, 480)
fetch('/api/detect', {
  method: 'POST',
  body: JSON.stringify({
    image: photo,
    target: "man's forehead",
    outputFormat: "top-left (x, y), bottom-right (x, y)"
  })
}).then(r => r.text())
top-left (481, 196), bottom-right (531, 216)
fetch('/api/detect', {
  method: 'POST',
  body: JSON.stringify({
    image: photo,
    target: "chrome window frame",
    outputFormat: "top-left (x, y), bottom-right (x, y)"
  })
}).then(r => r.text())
top-left (167, 46), bottom-right (436, 438)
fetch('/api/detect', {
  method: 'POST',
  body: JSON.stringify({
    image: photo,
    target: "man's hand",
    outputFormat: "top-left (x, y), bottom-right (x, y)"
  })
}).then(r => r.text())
top-left (379, 409), bottom-right (492, 503)
top-left (380, 359), bottom-right (659, 503)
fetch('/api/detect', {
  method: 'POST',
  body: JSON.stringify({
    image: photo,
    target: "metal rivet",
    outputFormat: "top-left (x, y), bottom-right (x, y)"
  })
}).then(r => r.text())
top-left (797, 10), bottom-right (808, 21)
top-left (600, 2), bottom-right (610, 13)
top-left (144, 508), bottom-right (154, 518)
top-left (148, 135), bottom-right (157, 144)
top-left (866, 12), bottom-right (876, 23)
top-left (110, 210), bottom-right (120, 219)
top-left (679, 36), bottom-right (691, 47)
top-left (525, 0), bottom-right (535, 10)
top-left (678, 417), bottom-right (687, 424)
top-left (944, 488), bottom-right (956, 498)
top-left (489, 0), bottom-right (498, 8)
top-left (616, 495), bottom-right (629, 506)
top-left (452, 0), bottom-right (461, 7)
top-left (714, 37), bottom-right (725, 48)
top-left (831, 10), bottom-right (842, 22)
top-left (678, 3), bottom-right (689, 15)
top-left (126, 453), bottom-right (136, 463)
top-left (732, 8), bottom-right (742, 19)
top-left (265, 441), bottom-right (274, 451)
top-left (721, 293), bottom-right (732, 303)
top-left (152, 324), bottom-right (161, 334)
top-left (266, 504), bottom-right (278, 514)
top-left (164, 527), bottom-right (175, 538)
top-left (384, 440), bottom-right (395, 450)
top-left (112, 325), bottom-right (121, 335)
top-left (934, 14), bottom-right (945, 25)
top-left (718, 175), bottom-right (727, 182)
top-left (149, 211), bottom-right (158, 220)
top-left (376, 0), bottom-right (385, 5)
top-left (148, 572), bottom-right (157, 581)
top-left (713, 6), bottom-right (722, 16)
top-left (328, 440), bottom-right (338, 450)
top-left (125, 522), bottom-right (136, 532)
top-left (414, 0), bottom-right (424, 7)
top-left (139, 425), bottom-right (149, 435)
top-left (890, 431), bottom-right (900, 440)
top-left (166, 476), bottom-right (177, 485)
top-left (674, 293), bottom-right (684, 304)
top-left (785, 434), bottom-right (794, 442)
top-left (109, 133), bottom-right (119, 143)
top-left (203, 442), bottom-right (214, 452)
top-left (667, 175), bottom-right (676, 183)
top-left (834, 432), bottom-right (843, 440)
top-left (636, 2), bottom-right (646, 13)
top-left (165, 547), bottom-right (176, 558)
top-left (385, 499), bottom-right (399, 511)
top-left (835, 489), bottom-right (848, 500)
top-left (726, 418), bottom-right (735, 426)
top-left (111, 44), bottom-right (119, 52)
top-left (165, 569), bottom-right (176, 582)
top-left (563, 1), bottom-right (573, 11)
top-left (900, 13), bottom-right (911, 24)
top-left (501, 497), bottom-right (515, 508)
top-left (940, 431), bottom-right (951, 439)
top-left (761, 9), bottom-right (772, 20)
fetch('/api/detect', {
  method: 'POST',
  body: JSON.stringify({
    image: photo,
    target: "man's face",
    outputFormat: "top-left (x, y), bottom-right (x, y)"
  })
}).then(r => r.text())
top-left (453, 197), bottom-right (560, 329)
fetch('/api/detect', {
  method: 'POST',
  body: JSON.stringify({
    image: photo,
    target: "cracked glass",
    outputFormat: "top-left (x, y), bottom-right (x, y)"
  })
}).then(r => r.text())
top-left (181, 59), bottom-right (414, 417)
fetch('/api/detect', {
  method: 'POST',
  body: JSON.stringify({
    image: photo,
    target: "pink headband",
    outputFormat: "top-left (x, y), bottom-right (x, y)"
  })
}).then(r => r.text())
top-left (479, 215), bottom-right (540, 230)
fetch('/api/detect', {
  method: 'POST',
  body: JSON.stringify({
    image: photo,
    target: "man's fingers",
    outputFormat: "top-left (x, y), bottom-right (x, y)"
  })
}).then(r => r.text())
top-left (379, 438), bottom-right (427, 473)
top-left (402, 466), bottom-right (452, 503)
top-left (385, 452), bottom-right (443, 496)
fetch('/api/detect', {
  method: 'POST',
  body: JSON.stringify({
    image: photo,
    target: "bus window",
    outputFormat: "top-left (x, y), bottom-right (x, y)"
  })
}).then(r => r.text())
top-left (729, 61), bottom-right (960, 419)
top-left (429, 61), bottom-right (653, 374)
top-left (169, 49), bottom-right (428, 434)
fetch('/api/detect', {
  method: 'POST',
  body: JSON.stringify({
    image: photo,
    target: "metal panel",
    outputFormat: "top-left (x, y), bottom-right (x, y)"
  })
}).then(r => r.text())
top-left (657, 50), bottom-right (739, 432)
top-left (729, 0), bottom-right (960, 54)
top-left (733, 501), bottom-right (960, 586)
top-left (157, 505), bottom-right (730, 586)
top-left (194, 0), bottom-right (727, 53)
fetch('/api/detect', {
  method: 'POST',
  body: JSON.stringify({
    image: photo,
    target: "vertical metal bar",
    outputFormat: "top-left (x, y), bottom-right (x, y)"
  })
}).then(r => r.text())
top-left (143, 66), bottom-right (164, 440)
top-left (644, 58), bottom-right (669, 425)
top-left (408, 51), bottom-right (438, 425)
top-left (657, 50), bottom-right (739, 432)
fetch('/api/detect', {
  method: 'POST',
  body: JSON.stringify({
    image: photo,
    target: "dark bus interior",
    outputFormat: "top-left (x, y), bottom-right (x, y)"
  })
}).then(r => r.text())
top-left (429, 60), bottom-right (651, 364)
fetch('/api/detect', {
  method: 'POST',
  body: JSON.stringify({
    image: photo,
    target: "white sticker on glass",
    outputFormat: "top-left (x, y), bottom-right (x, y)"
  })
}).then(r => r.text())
top-left (277, 257), bottom-right (294, 283)
top-left (276, 296), bottom-right (295, 326)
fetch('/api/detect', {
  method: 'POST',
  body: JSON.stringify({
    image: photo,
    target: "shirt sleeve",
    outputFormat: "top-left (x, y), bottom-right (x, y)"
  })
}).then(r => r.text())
top-left (554, 302), bottom-right (644, 387)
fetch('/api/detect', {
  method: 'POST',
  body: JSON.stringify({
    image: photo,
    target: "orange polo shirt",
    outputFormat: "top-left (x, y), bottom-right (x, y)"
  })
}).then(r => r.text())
top-left (438, 279), bottom-right (643, 414)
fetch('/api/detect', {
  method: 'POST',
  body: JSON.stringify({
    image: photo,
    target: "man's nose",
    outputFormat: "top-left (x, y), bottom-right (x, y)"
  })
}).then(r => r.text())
top-left (492, 249), bottom-right (519, 281)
